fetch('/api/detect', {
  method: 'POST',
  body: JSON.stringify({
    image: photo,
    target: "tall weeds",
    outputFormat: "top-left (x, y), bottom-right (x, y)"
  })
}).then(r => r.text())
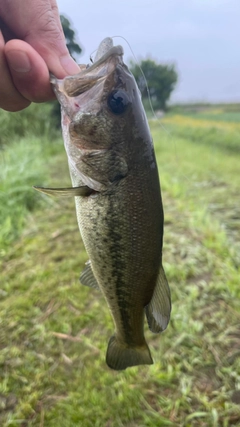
top-left (0, 103), bottom-right (62, 253)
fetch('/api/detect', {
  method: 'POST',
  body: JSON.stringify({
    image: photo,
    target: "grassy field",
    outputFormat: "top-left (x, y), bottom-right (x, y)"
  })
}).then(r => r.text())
top-left (1, 105), bottom-right (240, 426)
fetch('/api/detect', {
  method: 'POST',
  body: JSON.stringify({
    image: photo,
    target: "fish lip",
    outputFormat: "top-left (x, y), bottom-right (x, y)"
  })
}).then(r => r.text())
top-left (50, 42), bottom-right (123, 85)
top-left (86, 45), bottom-right (123, 72)
top-left (59, 45), bottom-right (124, 97)
top-left (93, 36), bottom-right (113, 62)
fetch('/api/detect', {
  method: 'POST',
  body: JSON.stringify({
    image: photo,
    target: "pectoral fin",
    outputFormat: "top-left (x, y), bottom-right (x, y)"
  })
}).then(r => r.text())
top-left (33, 185), bottom-right (94, 197)
top-left (80, 261), bottom-right (100, 290)
top-left (145, 266), bottom-right (171, 333)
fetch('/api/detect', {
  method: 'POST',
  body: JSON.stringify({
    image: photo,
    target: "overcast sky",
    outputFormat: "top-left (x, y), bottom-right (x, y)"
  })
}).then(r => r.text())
top-left (57, 0), bottom-right (240, 103)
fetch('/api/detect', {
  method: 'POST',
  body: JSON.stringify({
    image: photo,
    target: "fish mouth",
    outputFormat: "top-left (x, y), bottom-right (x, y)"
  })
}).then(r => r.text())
top-left (51, 37), bottom-right (124, 107)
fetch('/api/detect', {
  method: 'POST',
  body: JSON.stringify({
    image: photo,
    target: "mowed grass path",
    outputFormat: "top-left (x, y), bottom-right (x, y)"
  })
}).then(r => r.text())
top-left (1, 112), bottom-right (240, 426)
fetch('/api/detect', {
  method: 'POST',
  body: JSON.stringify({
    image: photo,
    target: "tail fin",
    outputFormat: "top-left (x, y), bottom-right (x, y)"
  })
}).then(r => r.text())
top-left (106, 335), bottom-right (153, 370)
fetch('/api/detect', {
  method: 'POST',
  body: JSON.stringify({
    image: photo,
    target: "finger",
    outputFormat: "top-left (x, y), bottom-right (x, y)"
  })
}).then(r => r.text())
top-left (31, 0), bottom-right (80, 76)
top-left (0, 17), bottom-right (16, 42)
top-left (49, 0), bottom-right (65, 32)
top-left (0, 0), bottom-right (79, 78)
top-left (26, 27), bottom-right (80, 78)
top-left (0, 32), bottom-right (30, 112)
top-left (5, 39), bottom-right (56, 103)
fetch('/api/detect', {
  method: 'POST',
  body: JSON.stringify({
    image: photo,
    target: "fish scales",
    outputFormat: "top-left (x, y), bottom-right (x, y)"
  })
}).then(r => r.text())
top-left (77, 173), bottom-right (162, 342)
top-left (35, 37), bottom-right (171, 370)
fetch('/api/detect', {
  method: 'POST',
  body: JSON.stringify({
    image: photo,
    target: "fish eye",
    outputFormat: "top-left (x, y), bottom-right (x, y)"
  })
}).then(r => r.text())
top-left (107, 90), bottom-right (129, 115)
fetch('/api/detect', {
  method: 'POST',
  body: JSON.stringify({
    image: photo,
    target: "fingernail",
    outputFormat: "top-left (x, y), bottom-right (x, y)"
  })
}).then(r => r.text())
top-left (7, 51), bottom-right (31, 73)
top-left (60, 55), bottom-right (80, 75)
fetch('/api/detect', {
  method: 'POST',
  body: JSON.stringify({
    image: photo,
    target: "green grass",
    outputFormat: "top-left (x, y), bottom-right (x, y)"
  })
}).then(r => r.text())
top-left (188, 111), bottom-right (240, 123)
top-left (160, 115), bottom-right (240, 154)
top-left (0, 103), bottom-right (58, 146)
top-left (0, 135), bottom-right (63, 252)
top-left (1, 108), bottom-right (240, 426)
top-left (168, 103), bottom-right (240, 119)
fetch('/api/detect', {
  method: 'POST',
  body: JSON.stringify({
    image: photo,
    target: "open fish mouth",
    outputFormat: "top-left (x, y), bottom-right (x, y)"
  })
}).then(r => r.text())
top-left (50, 37), bottom-right (124, 110)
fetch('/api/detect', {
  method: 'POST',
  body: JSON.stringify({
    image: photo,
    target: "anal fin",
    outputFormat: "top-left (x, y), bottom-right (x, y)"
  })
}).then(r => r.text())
top-left (145, 265), bottom-right (171, 333)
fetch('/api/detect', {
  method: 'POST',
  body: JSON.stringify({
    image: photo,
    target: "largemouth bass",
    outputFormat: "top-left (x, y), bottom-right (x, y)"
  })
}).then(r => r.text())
top-left (35, 37), bottom-right (171, 370)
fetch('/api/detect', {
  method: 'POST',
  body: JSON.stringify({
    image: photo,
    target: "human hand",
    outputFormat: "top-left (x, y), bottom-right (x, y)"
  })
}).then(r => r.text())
top-left (0, 0), bottom-right (80, 112)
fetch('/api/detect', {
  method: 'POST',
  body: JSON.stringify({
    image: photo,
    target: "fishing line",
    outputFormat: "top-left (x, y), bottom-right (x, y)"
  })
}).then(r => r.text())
top-left (89, 52), bottom-right (95, 63)
top-left (90, 35), bottom-right (169, 134)
top-left (111, 35), bottom-right (169, 133)
top-left (111, 35), bottom-right (192, 184)
top-left (88, 36), bottom-right (191, 184)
